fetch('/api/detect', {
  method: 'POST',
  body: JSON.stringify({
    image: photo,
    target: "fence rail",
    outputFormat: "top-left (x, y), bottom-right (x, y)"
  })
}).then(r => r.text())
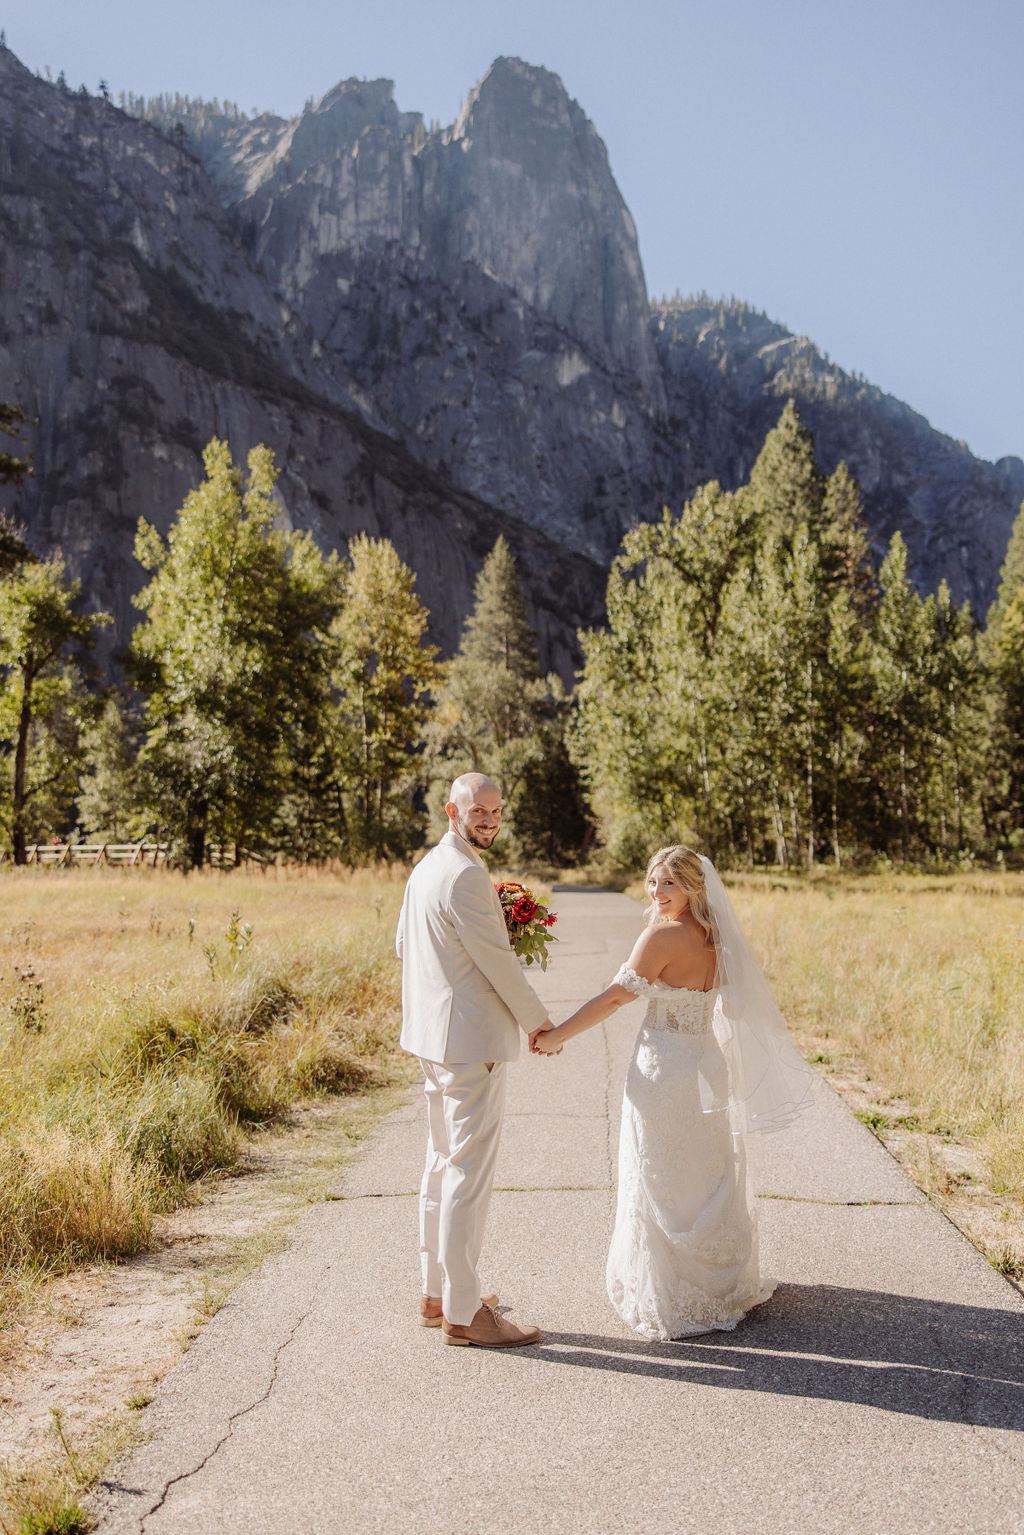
top-left (0, 844), bottom-right (273, 870)
top-left (1, 842), bottom-right (173, 867)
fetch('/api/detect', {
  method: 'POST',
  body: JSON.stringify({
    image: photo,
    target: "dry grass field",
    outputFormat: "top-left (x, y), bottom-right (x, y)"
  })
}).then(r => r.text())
top-left (0, 863), bottom-right (1021, 1531)
top-left (4, 862), bottom-right (1021, 1320)
top-left (0, 864), bottom-right (409, 1332)
top-left (727, 870), bottom-right (1024, 1274)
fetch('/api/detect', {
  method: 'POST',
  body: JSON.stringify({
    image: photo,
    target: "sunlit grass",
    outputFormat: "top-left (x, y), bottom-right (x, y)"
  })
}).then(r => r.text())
top-left (726, 871), bottom-right (1024, 1210)
top-left (0, 865), bottom-right (409, 1328)
top-left (1, 1402), bottom-right (136, 1535)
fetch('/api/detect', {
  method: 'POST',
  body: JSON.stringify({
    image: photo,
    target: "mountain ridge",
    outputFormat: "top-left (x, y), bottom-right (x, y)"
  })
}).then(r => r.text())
top-left (0, 44), bottom-right (1020, 678)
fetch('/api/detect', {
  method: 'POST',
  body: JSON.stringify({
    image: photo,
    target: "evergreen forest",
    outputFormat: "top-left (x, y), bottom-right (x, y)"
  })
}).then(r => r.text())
top-left (1, 400), bottom-right (1023, 872)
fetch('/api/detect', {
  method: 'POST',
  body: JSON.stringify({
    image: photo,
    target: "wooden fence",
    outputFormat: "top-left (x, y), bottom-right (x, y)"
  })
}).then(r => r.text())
top-left (0, 843), bottom-right (270, 868)
top-left (2, 842), bottom-right (172, 867)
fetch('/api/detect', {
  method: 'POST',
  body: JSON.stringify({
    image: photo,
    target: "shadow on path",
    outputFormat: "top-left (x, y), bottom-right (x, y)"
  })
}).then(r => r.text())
top-left (518, 1284), bottom-right (1024, 1431)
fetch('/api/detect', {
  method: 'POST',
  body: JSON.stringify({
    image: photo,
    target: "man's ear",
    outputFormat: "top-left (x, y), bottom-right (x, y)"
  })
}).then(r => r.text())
top-left (444, 802), bottom-right (457, 821)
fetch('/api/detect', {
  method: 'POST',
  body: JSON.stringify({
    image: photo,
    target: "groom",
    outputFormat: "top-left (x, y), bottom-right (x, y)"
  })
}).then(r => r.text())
top-left (396, 772), bottom-right (554, 1347)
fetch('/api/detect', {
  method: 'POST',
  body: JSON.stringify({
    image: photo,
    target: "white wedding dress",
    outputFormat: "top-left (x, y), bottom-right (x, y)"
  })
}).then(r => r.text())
top-left (606, 964), bottom-right (774, 1341)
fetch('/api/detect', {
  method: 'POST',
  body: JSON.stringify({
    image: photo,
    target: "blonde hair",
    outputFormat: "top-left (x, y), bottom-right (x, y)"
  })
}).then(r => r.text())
top-left (644, 845), bottom-right (717, 947)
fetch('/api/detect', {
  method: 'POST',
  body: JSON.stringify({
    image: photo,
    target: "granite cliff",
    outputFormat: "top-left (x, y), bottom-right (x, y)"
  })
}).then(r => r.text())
top-left (0, 44), bottom-right (1019, 678)
top-left (653, 299), bottom-right (1024, 600)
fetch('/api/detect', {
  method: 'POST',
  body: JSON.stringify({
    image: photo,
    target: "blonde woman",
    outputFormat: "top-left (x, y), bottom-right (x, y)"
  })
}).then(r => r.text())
top-left (536, 847), bottom-right (811, 1341)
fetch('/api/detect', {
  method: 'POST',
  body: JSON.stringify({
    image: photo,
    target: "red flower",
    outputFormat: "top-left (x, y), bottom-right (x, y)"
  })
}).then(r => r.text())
top-left (542, 913), bottom-right (557, 927)
top-left (511, 897), bottom-right (537, 923)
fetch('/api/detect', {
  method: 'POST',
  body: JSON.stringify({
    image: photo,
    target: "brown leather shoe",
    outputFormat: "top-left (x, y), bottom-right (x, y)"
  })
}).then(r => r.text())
top-left (442, 1302), bottom-right (542, 1348)
top-left (419, 1292), bottom-right (498, 1328)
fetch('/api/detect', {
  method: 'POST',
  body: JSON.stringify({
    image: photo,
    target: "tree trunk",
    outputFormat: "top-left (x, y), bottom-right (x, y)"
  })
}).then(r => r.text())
top-left (696, 703), bottom-right (714, 857)
top-left (951, 699), bottom-right (964, 849)
top-left (899, 735), bottom-right (910, 863)
top-left (788, 783), bottom-right (803, 866)
top-left (937, 737), bottom-right (949, 851)
top-left (188, 799), bottom-right (207, 869)
top-left (771, 784), bottom-right (789, 868)
top-left (830, 721), bottom-right (842, 869)
top-left (11, 659), bottom-right (34, 866)
top-left (805, 659), bottom-right (815, 869)
top-left (377, 703), bottom-right (388, 857)
top-left (359, 684), bottom-right (370, 829)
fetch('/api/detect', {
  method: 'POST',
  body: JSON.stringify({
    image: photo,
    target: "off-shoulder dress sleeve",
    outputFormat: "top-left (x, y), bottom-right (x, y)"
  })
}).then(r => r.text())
top-left (611, 964), bottom-right (660, 998)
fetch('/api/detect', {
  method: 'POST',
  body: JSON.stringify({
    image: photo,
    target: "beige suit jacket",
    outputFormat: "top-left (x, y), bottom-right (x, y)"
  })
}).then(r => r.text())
top-left (395, 830), bottom-right (547, 1063)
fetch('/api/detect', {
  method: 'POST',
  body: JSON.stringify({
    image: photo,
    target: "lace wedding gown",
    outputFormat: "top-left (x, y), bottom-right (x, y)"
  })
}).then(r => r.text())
top-left (606, 965), bottom-right (774, 1341)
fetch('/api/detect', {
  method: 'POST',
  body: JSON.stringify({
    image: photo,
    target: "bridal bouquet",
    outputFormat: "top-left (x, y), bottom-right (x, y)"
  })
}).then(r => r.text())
top-left (495, 881), bottom-right (558, 969)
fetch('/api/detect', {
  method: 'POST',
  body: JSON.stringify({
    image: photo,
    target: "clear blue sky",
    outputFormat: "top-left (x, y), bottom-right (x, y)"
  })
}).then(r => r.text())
top-left (8, 0), bottom-right (1023, 465)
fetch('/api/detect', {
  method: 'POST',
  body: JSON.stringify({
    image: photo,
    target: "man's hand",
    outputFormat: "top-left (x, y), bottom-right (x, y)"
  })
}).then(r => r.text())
top-left (532, 1025), bottom-right (564, 1055)
top-left (529, 1020), bottom-right (561, 1055)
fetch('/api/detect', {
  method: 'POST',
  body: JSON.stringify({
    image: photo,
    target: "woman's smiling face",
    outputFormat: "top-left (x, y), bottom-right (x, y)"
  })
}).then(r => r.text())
top-left (646, 865), bottom-right (689, 922)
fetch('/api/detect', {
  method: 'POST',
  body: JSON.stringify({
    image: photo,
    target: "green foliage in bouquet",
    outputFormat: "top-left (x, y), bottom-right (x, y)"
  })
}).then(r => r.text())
top-left (494, 880), bottom-right (558, 969)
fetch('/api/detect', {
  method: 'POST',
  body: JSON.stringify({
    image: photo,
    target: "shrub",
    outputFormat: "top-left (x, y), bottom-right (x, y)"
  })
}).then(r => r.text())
top-left (121, 1068), bottom-right (240, 1189)
top-left (0, 1124), bottom-right (153, 1271)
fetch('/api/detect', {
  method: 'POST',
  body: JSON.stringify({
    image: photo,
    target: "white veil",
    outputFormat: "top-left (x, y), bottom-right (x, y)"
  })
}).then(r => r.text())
top-left (696, 856), bottom-right (815, 1136)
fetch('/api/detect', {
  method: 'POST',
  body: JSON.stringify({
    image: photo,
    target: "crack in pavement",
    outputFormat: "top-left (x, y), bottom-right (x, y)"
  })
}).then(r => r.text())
top-left (341, 1185), bottom-right (615, 1199)
top-left (601, 1018), bottom-right (617, 1188)
top-left (338, 1189), bottom-right (923, 1205)
top-left (917, 1205), bottom-right (1024, 1471)
top-left (130, 1262), bottom-right (334, 1534)
top-left (757, 1193), bottom-right (925, 1207)
top-left (503, 1110), bottom-right (607, 1119)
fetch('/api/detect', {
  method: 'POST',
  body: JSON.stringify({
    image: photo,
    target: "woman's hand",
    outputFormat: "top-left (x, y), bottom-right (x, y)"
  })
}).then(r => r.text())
top-left (533, 1024), bottom-right (566, 1054)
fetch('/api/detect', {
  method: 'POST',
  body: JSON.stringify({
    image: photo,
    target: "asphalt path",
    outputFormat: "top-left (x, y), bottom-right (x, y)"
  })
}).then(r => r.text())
top-left (93, 890), bottom-right (1024, 1534)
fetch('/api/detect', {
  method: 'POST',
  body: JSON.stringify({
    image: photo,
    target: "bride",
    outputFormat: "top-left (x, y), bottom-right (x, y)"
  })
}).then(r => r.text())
top-left (535, 845), bottom-right (811, 1341)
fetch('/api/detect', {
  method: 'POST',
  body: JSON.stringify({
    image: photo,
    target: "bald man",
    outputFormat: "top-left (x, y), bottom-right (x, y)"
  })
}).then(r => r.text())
top-left (395, 772), bottom-right (554, 1347)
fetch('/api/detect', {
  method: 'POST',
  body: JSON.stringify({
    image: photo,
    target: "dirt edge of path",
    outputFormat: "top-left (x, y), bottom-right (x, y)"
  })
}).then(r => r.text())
top-left (0, 1076), bottom-right (414, 1529)
top-left (2, 1041), bottom-right (1021, 1529)
top-left (801, 1042), bottom-right (1024, 1300)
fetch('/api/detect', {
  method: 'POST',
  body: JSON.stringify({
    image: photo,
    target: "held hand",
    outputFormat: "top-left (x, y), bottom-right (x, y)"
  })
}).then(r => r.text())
top-left (532, 1024), bottom-right (565, 1055)
top-left (529, 1020), bottom-right (562, 1056)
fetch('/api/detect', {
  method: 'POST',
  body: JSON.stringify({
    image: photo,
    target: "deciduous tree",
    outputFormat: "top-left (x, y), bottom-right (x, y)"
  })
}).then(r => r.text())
top-left (131, 439), bottom-right (341, 866)
top-left (0, 555), bottom-right (108, 861)
top-left (329, 534), bottom-right (439, 859)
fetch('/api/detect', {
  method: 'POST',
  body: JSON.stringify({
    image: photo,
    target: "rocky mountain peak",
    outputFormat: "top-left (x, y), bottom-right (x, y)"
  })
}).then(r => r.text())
top-left (287, 76), bottom-right (420, 168)
top-left (0, 44), bottom-right (1019, 682)
top-left (442, 57), bottom-right (659, 390)
top-left (452, 56), bottom-right (579, 144)
top-left (995, 455), bottom-right (1024, 508)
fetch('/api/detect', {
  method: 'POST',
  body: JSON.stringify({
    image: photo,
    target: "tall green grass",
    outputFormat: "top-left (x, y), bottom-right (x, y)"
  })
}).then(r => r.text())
top-left (0, 867), bottom-right (408, 1325)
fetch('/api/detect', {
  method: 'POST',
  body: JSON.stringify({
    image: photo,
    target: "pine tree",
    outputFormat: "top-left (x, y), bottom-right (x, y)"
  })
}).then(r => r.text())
top-left (869, 534), bottom-right (935, 861)
top-left (0, 402), bottom-right (32, 492)
top-left (820, 460), bottom-right (877, 609)
top-left (743, 399), bottom-right (825, 544)
top-left (929, 582), bottom-right (981, 852)
top-left (448, 535), bottom-right (544, 750)
top-left (573, 487), bottom-right (753, 864)
top-left (982, 499), bottom-right (1024, 838)
top-left (985, 498), bottom-right (1024, 641)
top-left (821, 583), bottom-right (872, 866)
top-left (572, 409), bottom-right (997, 868)
top-left (430, 537), bottom-right (586, 860)
top-left (987, 588), bottom-right (1024, 834)
top-left (429, 537), bottom-right (546, 771)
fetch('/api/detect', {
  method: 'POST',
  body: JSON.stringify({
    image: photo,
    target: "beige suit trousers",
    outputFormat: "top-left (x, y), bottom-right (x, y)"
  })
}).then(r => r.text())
top-left (418, 1058), bottom-right (507, 1325)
